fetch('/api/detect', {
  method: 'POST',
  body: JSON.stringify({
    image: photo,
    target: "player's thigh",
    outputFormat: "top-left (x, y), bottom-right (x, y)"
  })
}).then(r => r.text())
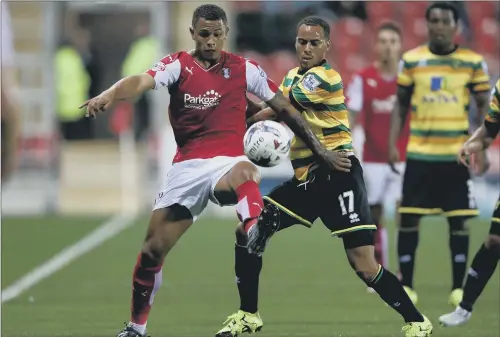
top-left (319, 156), bottom-right (377, 237)
top-left (211, 156), bottom-right (259, 206)
top-left (154, 158), bottom-right (223, 222)
top-left (264, 178), bottom-right (318, 231)
top-left (363, 162), bottom-right (387, 206)
top-left (143, 204), bottom-right (194, 258)
top-left (399, 159), bottom-right (441, 216)
top-left (439, 161), bottom-right (478, 218)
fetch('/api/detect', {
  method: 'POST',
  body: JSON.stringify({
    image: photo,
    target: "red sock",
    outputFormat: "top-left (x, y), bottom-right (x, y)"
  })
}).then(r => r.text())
top-left (130, 253), bottom-right (164, 325)
top-left (235, 180), bottom-right (264, 232)
top-left (374, 224), bottom-right (389, 268)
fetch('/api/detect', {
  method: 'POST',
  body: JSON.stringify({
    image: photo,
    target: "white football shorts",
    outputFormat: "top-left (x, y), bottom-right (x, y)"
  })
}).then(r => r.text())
top-left (363, 162), bottom-right (405, 206)
top-left (153, 155), bottom-right (250, 221)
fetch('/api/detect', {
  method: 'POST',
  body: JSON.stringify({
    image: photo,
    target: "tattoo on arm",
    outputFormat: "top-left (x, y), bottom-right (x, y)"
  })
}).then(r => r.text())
top-left (266, 91), bottom-right (325, 156)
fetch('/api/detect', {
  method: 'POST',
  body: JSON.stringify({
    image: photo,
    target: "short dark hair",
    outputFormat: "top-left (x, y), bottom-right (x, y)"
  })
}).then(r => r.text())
top-left (192, 4), bottom-right (227, 27)
top-left (297, 16), bottom-right (330, 40)
top-left (425, 2), bottom-right (459, 23)
top-left (377, 21), bottom-right (402, 38)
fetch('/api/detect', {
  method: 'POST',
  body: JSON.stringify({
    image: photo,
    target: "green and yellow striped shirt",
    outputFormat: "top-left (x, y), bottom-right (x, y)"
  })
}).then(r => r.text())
top-left (398, 45), bottom-right (491, 161)
top-left (280, 61), bottom-right (351, 181)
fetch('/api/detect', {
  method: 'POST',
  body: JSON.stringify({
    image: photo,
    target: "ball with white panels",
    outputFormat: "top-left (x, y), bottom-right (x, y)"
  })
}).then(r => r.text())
top-left (244, 120), bottom-right (291, 167)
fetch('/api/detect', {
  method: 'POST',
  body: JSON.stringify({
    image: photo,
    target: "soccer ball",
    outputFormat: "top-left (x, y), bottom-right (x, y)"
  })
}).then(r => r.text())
top-left (244, 120), bottom-right (291, 167)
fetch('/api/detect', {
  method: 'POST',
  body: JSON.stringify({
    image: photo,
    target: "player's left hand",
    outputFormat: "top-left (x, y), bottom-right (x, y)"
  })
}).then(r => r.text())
top-left (79, 89), bottom-right (116, 119)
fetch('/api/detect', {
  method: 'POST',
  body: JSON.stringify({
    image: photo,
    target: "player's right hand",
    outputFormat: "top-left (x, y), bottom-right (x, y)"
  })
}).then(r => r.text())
top-left (388, 146), bottom-right (400, 174)
top-left (79, 89), bottom-right (116, 119)
top-left (318, 150), bottom-right (352, 172)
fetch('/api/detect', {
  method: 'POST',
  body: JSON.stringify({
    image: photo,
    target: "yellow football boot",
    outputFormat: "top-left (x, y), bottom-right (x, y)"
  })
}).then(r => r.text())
top-left (215, 310), bottom-right (263, 337)
top-left (403, 286), bottom-right (418, 305)
top-left (448, 288), bottom-right (463, 307)
top-left (402, 315), bottom-right (433, 337)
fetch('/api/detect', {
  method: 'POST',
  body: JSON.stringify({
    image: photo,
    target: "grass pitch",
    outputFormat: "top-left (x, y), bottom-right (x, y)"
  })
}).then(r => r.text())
top-left (2, 215), bottom-right (498, 337)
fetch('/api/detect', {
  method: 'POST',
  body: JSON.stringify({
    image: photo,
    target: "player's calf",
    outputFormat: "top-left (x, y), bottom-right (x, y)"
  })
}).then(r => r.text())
top-left (121, 205), bottom-right (193, 336)
top-left (215, 161), bottom-right (264, 232)
top-left (343, 230), bottom-right (428, 326)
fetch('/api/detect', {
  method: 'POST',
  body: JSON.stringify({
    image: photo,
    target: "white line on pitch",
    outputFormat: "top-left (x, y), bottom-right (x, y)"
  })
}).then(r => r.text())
top-left (1, 213), bottom-right (137, 303)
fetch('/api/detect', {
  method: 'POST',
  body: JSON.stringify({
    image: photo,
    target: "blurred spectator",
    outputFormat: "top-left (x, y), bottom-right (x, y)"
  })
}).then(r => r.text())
top-left (324, 1), bottom-right (368, 21)
top-left (450, 1), bottom-right (472, 43)
top-left (1, 2), bottom-right (21, 180)
top-left (121, 21), bottom-right (159, 140)
top-left (55, 29), bottom-right (92, 140)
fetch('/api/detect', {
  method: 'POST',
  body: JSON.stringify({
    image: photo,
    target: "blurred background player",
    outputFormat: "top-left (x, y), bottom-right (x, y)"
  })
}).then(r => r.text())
top-left (439, 78), bottom-right (500, 327)
top-left (1, 1), bottom-right (21, 181)
top-left (81, 5), bottom-right (341, 337)
top-left (218, 16), bottom-right (433, 337)
top-left (389, 2), bottom-right (491, 307)
top-left (346, 22), bottom-right (409, 283)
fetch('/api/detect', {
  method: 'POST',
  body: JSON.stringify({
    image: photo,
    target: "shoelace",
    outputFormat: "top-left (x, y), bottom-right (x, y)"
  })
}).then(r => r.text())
top-left (222, 314), bottom-right (249, 333)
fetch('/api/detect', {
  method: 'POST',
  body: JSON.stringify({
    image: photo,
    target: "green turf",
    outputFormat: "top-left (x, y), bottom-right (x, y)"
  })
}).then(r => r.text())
top-left (1, 216), bottom-right (499, 337)
top-left (1, 216), bottom-right (106, 286)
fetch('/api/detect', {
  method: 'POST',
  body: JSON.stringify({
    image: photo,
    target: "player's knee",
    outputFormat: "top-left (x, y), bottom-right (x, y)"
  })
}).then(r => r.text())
top-left (484, 234), bottom-right (500, 253)
top-left (229, 161), bottom-right (261, 188)
top-left (235, 222), bottom-right (247, 246)
top-left (399, 214), bottom-right (420, 229)
top-left (141, 239), bottom-right (166, 264)
top-left (448, 217), bottom-right (469, 235)
top-left (344, 231), bottom-right (379, 283)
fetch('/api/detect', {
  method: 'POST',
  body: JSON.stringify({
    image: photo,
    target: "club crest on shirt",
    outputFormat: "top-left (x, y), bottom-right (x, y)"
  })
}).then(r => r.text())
top-left (222, 68), bottom-right (231, 79)
top-left (302, 73), bottom-right (321, 92)
top-left (152, 61), bottom-right (166, 72)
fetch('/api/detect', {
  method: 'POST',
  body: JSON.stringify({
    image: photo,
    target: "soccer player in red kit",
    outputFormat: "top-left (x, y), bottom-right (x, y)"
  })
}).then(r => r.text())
top-left (346, 22), bottom-right (409, 279)
top-left (80, 5), bottom-right (349, 337)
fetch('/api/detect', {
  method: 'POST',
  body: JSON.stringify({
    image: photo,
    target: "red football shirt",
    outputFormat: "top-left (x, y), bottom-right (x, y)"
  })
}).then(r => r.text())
top-left (346, 65), bottom-right (409, 163)
top-left (146, 51), bottom-right (278, 163)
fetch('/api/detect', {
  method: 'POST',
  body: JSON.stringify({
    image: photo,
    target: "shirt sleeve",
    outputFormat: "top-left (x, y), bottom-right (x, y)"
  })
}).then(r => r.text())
top-left (145, 53), bottom-right (182, 90)
top-left (484, 79), bottom-right (500, 138)
top-left (345, 74), bottom-right (363, 113)
top-left (245, 59), bottom-right (279, 101)
top-left (291, 70), bottom-right (345, 108)
top-left (468, 57), bottom-right (491, 94)
top-left (397, 55), bottom-right (414, 88)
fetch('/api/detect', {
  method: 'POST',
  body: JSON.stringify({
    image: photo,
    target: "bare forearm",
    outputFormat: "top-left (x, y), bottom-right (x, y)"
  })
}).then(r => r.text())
top-left (468, 124), bottom-right (494, 150)
top-left (472, 92), bottom-right (489, 129)
top-left (266, 92), bottom-right (326, 156)
top-left (108, 74), bottom-right (153, 101)
top-left (247, 107), bottom-right (278, 125)
top-left (279, 109), bottom-right (325, 156)
top-left (389, 104), bottom-right (406, 148)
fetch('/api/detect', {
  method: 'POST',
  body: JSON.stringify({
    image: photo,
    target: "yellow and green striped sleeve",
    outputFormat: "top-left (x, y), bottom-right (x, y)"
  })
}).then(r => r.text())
top-left (397, 56), bottom-right (414, 87)
top-left (468, 57), bottom-right (491, 93)
top-left (486, 79), bottom-right (500, 123)
top-left (484, 79), bottom-right (500, 138)
top-left (290, 69), bottom-right (346, 111)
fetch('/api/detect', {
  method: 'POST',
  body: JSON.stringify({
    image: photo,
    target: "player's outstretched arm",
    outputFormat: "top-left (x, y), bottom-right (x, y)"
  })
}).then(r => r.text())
top-left (388, 85), bottom-right (412, 165)
top-left (265, 91), bottom-right (352, 172)
top-left (80, 74), bottom-right (155, 118)
top-left (246, 107), bottom-right (277, 126)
